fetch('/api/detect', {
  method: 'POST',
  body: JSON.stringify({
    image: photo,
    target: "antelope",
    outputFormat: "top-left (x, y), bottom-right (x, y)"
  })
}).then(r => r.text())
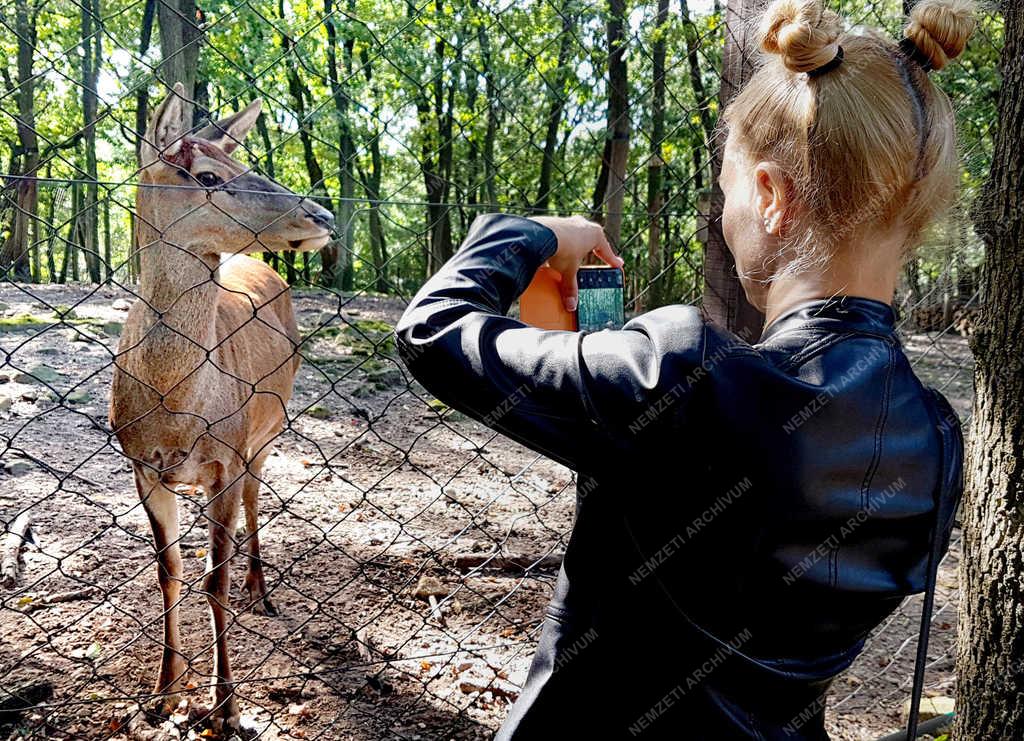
top-left (110, 83), bottom-right (333, 730)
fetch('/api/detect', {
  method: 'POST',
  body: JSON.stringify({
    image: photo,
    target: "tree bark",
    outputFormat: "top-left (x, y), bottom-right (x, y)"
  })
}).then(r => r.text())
top-left (413, 0), bottom-right (454, 276)
top-left (596, 0), bottom-right (630, 247)
top-left (645, 0), bottom-right (669, 309)
top-left (325, 0), bottom-right (356, 291)
top-left (131, 0), bottom-right (157, 282)
top-left (156, 0), bottom-right (202, 122)
top-left (359, 48), bottom-right (388, 293)
top-left (679, 0), bottom-right (715, 163)
top-left (1, 0), bottom-right (39, 281)
top-left (535, 8), bottom-right (576, 212)
top-left (955, 1), bottom-right (1024, 737)
top-left (80, 0), bottom-right (102, 283)
top-left (279, 0), bottom-right (333, 285)
top-left (470, 0), bottom-right (499, 208)
top-left (251, 97), bottom-right (290, 277)
top-left (703, 0), bottom-right (765, 339)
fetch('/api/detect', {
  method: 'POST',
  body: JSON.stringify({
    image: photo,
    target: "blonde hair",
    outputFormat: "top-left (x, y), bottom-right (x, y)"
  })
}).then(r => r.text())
top-left (723, 0), bottom-right (977, 274)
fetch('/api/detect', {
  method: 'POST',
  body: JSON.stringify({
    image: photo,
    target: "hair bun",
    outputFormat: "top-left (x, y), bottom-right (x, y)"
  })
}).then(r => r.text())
top-left (904, 0), bottom-right (977, 71)
top-left (759, 0), bottom-right (842, 74)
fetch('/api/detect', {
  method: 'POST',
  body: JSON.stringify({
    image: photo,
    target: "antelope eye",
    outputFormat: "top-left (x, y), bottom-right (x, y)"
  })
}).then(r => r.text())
top-left (195, 172), bottom-right (222, 188)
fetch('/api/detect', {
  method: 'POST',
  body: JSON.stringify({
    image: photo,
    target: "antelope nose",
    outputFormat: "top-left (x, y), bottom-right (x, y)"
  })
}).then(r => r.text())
top-left (304, 204), bottom-right (335, 232)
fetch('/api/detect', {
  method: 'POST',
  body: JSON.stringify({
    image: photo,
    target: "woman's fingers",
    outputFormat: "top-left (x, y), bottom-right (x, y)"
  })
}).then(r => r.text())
top-left (559, 270), bottom-right (580, 312)
top-left (593, 237), bottom-right (624, 268)
top-left (529, 216), bottom-right (622, 312)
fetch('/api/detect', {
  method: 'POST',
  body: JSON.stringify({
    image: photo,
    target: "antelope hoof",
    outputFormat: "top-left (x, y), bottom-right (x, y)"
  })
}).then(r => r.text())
top-left (154, 661), bottom-right (187, 713)
top-left (255, 596), bottom-right (278, 617)
top-left (209, 713), bottom-right (242, 737)
top-left (206, 697), bottom-right (242, 737)
top-left (244, 574), bottom-right (277, 616)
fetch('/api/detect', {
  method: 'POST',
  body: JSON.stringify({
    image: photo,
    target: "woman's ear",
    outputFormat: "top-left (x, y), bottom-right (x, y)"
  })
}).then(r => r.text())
top-left (753, 162), bottom-right (791, 237)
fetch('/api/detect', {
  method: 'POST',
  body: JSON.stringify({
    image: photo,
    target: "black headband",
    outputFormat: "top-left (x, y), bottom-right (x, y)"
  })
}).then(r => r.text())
top-left (807, 45), bottom-right (845, 78)
top-left (899, 37), bottom-right (934, 72)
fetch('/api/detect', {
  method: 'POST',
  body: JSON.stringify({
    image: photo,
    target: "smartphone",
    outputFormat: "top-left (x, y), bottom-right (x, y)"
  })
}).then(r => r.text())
top-left (521, 265), bottom-right (625, 332)
top-left (576, 266), bottom-right (625, 331)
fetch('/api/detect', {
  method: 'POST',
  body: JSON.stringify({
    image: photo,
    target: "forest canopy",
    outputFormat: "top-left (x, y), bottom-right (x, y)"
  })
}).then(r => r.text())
top-left (0, 0), bottom-right (1003, 310)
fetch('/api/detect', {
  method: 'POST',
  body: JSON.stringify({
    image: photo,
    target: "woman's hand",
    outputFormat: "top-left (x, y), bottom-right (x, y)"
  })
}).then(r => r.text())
top-left (529, 215), bottom-right (624, 312)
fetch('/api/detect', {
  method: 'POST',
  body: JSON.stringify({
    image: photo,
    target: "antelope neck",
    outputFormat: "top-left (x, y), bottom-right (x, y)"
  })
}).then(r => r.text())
top-left (135, 215), bottom-right (222, 360)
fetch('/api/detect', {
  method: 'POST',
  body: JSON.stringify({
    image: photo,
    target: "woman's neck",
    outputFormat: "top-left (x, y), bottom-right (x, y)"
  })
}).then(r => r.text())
top-left (760, 232), bottom-right (904, 327)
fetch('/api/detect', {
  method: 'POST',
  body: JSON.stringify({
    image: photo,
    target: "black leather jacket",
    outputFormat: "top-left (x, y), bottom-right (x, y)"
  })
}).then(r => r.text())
top-left (396, 214), bottom-right (963, 740)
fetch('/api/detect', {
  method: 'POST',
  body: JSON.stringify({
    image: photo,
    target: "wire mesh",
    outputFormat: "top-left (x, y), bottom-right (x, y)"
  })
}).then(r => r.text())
top-left (0, 0), bottom-right (1000, 738)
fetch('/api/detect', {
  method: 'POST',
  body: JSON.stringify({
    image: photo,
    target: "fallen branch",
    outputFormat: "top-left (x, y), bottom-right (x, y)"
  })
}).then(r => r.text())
top-left (453, 551), bottom-right (563, 573)
top-left (1, 512), bottom-right (33, 589)
top-left (458, 677), bottom-right (520, 701)
top-left (22, 587), bottom-right (97, 613)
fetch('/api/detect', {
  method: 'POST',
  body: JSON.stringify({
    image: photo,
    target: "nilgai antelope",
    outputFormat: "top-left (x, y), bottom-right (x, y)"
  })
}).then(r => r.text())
top-left (110, 83), bottom-right (333, 729)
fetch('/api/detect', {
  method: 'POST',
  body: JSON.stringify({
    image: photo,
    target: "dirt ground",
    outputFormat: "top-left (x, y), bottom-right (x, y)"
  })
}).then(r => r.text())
top-left (0, 282), bottom-right (973, 741)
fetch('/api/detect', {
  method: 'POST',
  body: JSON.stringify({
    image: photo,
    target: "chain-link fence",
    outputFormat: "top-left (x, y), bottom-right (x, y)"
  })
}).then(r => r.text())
top-left (0, 0), bottom-right (1002, 738)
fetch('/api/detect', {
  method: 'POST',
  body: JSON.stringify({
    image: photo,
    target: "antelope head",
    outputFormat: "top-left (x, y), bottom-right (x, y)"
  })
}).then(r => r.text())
top-left (138, 82), bottom-right (334, 256)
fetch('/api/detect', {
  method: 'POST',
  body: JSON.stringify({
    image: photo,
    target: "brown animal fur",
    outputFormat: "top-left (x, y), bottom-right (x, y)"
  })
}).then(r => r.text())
top-left (109, 83), bottom-right (333, 730)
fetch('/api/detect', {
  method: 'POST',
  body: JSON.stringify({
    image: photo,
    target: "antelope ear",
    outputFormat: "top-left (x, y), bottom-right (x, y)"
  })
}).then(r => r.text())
top-left (195, 99), bottom-right (262, 154)
top-left (141, 82), bottom-right (187, 168)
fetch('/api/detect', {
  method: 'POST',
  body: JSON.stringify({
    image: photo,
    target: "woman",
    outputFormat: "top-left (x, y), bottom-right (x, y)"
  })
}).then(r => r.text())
top-left (396, 0), bottom-right (975, 737)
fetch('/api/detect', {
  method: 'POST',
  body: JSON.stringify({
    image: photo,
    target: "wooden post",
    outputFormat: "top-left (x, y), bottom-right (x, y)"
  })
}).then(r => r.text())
top-left (702, 0), bottom-right (766, 340)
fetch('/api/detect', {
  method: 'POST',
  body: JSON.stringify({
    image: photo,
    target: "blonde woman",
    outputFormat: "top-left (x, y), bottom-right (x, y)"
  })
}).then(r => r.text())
top-left (397, 0), bottom-right (976, 737)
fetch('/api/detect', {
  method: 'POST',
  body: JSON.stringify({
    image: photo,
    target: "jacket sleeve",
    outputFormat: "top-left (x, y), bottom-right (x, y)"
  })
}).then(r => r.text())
top-left (395, 213), bottom-right (707, 474)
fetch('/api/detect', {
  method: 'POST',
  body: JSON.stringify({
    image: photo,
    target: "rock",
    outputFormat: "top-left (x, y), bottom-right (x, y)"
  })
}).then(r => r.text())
top-left (0, 302), bottom-right (8, 312)
top-left (20, 390), bottom-right (37, 402)
top-left (306, 405), bottom-right (332, 419)
top-left (902, 695), bottom-right (955, 722)
top-left (102, 321), bottom-right (123, 336)
top-left (4, 461), bottom-right (34, 476)
top-left (0, 396), bottom-right (11, 412)
top-left (412, 576), bottom-right (446, 600)
top-left (111, 298), bottom-right (131, 311)
top-left (15, 365), bottom-right (62, 385)
top-left (66, 390), bottom-right (91, 405)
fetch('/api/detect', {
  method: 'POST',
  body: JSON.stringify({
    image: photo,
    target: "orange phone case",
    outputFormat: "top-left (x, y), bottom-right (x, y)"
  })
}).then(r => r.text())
top-left (520, 266), bottom-right (577, 331)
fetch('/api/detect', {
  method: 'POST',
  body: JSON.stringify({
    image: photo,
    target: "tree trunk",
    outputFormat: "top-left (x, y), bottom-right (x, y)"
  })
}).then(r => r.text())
top-left (254, 95), bottom-right (286, 274)
top-left (131, 0), bottom-right (157, 283)
top-left (955, 2), bottom-right (1024, 737)
top-left (703, 0), bottom-right (765, 339)
top-left (596, 0), bottom-right (630, 247)
top-left (325, 0), bottom-right (356, 291)
top-left (156, 0), bottom-right (202, 122)
top-left (645, 0), bottom-right (669, 309)
top-left (80, 0), bottom-right (102, 283)
top-left (471, 0), bottom-right (498, 207)
top-left (279, 0), bottom-right (333, 285)
top-left (535, 9), bottom-right (576, 212)
top-left (462, 31), bottom-right (480, 215)
top-left (103, 195), bottom-right (111, 281)
top-left (415, 0), bottom-right (454, 276)
top-left (133, 0), bottom-right (157, 165)
top-left (2, 0), bottom-right (38, 281)
top-left (360, 48), bottom-right (388, 293)
top-left (680, 0), bottom-right (715, 167)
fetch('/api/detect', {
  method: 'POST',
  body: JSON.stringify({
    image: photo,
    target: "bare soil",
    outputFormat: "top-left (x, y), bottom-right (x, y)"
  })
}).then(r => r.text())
top-left (0, 283), bottom-right (972, 741)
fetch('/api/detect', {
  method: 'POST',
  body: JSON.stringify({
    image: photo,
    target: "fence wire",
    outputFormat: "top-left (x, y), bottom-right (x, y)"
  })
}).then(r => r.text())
top-left (0, 0), bottom-right (1000, 738)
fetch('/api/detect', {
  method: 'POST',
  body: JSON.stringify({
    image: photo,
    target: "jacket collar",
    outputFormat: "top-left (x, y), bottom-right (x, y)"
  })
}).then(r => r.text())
top-left (758, 296), bottom-right (897, 344)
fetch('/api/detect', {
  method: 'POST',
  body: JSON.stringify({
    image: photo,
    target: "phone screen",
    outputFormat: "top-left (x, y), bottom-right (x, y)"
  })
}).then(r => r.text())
top-left (576, 267), bottom-right (625, 332)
